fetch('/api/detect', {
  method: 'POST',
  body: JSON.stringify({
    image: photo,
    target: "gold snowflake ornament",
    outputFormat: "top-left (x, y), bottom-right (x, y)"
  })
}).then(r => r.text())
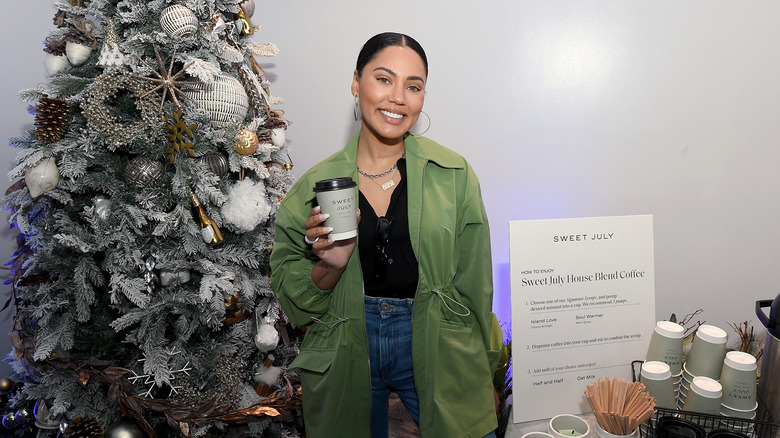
top-left (165, 109), bottom-right (197, 163)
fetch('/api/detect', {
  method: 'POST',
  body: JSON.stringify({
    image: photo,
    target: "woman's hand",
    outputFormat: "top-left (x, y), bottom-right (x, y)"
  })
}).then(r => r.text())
top-left (306, 206), bottom-right (359, 289)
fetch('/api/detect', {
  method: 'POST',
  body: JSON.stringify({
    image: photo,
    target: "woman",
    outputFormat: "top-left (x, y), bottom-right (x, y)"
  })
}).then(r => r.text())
top-left (270, 32), bottom-right (502, 438)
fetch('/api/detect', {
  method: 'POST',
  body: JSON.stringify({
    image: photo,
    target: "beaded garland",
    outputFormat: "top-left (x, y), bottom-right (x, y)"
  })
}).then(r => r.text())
top-left (82, 69), bottom-right (160, 150)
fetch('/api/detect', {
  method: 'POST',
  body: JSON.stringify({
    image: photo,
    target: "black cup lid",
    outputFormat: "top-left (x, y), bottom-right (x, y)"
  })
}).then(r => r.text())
top-left (707, 429), bottom-right (750, 438)
top-left (314, 177), bottom-right (356, 192)
top-left (656, 417), bottom-right (705, 438)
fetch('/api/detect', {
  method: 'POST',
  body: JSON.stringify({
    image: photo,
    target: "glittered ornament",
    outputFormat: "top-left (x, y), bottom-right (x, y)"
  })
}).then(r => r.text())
top-left (165, 109), bottom-right (197, 163)
top-left (234, 129), bottom-right (258, 156)
top-left (124, 156), bottom-right (165, 190)
top-left (97, 20), bottom-right (126, 68)
top-left (160, 5), bottom-right (198, 39)
top-left (183, 73), bottom-right (249, 128)
top-left (25, 157), bottom-right (60, 198)
top-left (199, 151), bottom-right (229, 177)
top-left (105, 419), bottom-right (145, 438)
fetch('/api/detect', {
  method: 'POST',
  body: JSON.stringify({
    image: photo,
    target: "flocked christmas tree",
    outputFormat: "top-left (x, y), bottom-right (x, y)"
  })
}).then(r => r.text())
top-left (1, 0), bottom-right (304, 436)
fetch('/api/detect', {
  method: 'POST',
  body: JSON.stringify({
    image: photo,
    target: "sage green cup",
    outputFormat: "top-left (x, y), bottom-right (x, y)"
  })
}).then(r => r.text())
top-left (641, 361), bottom-right (676, 409)
top-left (313, 177), bottom-right (358, 240)
top-left (646, 321), bottom-right (685, 376)
top-left (685, 325), bottom-right (728, 379)
top-left (682, 376), bottom-right (722, 415)
top-left (719, 351), bottom-right (757, 411)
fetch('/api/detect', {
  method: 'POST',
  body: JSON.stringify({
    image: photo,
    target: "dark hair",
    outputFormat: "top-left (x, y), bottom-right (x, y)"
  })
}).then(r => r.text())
top-left (355, 32), bottom-right (428, 78)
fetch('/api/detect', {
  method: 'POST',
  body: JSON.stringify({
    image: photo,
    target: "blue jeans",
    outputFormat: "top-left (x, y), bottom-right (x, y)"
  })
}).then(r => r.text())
top-left (364, 296), bottom-right (497, 438)
top-left (365, 296), bottom-right (419, 438)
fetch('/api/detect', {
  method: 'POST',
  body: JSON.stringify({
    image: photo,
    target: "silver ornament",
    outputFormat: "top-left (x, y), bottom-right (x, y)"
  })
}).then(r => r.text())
top-left (14, 408), bottom-right (29, 426)
top-left (198, 151), bottom-right (229, 177)
top-left (124, 156), bottom-right (165, 190)
top-left (182, 73), bottom-right (249, 128)
top-left (159, 267), bottom-right (191, 286)
top-left (93, 196), bottom-right (112, 220)
top-left (160, 5), bottom-right (198, 39)
top-left (25, 157), bottom-right (60, 198)
top-left (240, 0), bottom-right (256, 18)
top-left (2, 412), bottom-right (16, 429)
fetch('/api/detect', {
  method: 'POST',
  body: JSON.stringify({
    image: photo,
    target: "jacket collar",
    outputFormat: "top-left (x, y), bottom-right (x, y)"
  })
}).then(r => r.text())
top-left (343, 131), bottom-right (465, 170)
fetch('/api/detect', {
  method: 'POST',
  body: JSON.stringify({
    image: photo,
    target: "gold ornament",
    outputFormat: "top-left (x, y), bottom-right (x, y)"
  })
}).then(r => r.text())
top-left (234, 129), bottom-right (259, 156)
top-left (235, 8), bottom-right (254, 36)
top-left (165, 109), bottom-right (197, 163)
top-left (0, 378), bottom-right (13, 392)
top-left (136, 45), bottom-right (195, 110)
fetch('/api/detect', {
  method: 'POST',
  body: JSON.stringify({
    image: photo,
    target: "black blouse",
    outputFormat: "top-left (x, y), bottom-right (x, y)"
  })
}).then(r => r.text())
top-left (358, 159), bottom-right (419, 299)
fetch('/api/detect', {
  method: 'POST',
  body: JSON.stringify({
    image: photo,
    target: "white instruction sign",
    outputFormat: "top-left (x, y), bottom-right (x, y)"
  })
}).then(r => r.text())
top-left (509, 215), bottom-right (656, 423)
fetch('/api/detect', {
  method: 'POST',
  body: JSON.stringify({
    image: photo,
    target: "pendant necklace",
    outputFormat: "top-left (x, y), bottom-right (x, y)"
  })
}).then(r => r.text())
top-left (357, 151), bottom-right (405, 191)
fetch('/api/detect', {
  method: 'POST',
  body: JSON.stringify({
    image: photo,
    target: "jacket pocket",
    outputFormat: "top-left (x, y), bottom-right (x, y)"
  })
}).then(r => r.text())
top-left (289, 348), bottom-right (335, 374)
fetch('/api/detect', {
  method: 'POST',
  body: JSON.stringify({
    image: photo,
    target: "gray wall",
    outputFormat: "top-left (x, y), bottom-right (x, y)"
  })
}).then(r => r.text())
top-left (2, 2), bottom-right (779, 379)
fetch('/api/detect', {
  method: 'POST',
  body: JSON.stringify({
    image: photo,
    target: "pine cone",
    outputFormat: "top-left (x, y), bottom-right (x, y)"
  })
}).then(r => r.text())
top-left (265, 110), bottom-right (287, 130)
top-left (43, 38), bottom-right (67, 56)
top-left (66, 417), bottom-right (104, 438)
top-left (34, 98), bottom-right (72, 142)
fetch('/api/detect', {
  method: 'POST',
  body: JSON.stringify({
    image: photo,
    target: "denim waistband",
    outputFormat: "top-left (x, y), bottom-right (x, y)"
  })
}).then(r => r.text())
top-left (364, 295), bottom-right (414, 315)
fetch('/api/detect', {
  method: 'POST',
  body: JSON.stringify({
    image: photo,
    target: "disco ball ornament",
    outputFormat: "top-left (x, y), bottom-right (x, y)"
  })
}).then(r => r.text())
top-left (160, 5), bottom-right (198, 39)
top-left (183, 73), bottom-right (249, 128)
top-left (124, 156), bottom-right (165, 190)
top-left (198, 151), bottom-right (229, 177)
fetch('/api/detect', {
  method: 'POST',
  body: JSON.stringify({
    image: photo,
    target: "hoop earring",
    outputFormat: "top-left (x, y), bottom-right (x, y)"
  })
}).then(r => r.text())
top-left (353, 96), bottom-right (360, 121)
top-left (410, 110), bottom-right (431, 136)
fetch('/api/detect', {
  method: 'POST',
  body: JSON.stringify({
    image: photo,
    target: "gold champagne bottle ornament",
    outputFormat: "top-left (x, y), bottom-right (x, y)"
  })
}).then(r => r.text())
top-left (189, 189), bottom-right (223, 245)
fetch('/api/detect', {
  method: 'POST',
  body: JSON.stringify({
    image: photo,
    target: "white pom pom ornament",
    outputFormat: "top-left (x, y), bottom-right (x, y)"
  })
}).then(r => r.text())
top-left (221, 179), bottom-right (272, 233)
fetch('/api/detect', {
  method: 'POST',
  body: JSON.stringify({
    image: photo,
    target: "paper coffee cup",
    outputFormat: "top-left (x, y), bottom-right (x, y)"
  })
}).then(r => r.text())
top-left (313, 177), bottom-right (358, 240)
top-left (641, 361), bottom-right (676, 409)
top-left (719, 351), bottom-right (757, 412)
top-left (685, 325), bottom-right (728, 379)
top-left (646, 321), bottom-right (685, 375)
top-left (682, 376), bottom-right (722, 415)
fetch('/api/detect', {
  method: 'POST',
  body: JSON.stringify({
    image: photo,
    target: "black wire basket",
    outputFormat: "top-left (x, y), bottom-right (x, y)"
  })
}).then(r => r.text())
top-left (631, 361), bottom-right (778, 438)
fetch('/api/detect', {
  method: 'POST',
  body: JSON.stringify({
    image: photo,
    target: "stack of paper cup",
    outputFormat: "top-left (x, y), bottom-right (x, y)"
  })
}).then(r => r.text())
top-left (641, 361), bottom-right (677, 409)
top-left (718, 351), bottom-right (758, 431)
top-left (683, 376), bottom-right (723, 415)
top-left (685, 325), bottom-right (728, 380)
top-left (645, 321), bottom-right (685, 395)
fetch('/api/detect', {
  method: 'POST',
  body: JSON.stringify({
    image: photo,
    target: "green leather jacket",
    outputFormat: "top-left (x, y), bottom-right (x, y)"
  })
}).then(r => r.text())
top-left (270, 132), bottom-right (502, 438)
